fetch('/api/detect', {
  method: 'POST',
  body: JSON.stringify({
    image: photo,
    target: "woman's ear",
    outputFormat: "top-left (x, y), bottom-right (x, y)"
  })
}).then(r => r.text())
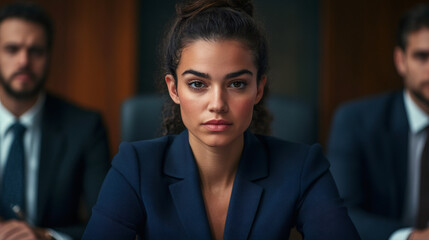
top-left (165, 74), bottom-right (180, 104)
top-left (255, 76), bottom-right (267, 104)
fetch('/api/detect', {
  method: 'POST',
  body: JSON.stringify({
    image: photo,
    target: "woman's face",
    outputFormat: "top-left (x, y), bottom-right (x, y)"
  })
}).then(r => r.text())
top-left (165, 39), bottom-right (266, 148)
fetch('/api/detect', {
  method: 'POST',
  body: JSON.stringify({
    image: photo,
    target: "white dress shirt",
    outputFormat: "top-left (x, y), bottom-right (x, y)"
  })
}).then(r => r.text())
top-left (390, 90), bottom-right (429, 240)
top-left (0, 93), bottom-right (71, 240)
top-left (0, 94), bottom-right (44, 225)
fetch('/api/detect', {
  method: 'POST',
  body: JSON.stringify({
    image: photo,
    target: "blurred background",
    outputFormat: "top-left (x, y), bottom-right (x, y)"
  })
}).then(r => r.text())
top-left (0, 0), bottom-right (426, 153)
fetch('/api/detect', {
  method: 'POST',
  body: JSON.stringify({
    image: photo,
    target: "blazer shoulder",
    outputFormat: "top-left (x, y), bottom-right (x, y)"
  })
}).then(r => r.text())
top-left (333, 91), bottom-right (403, 128)
top-left (336, 91), bottom-right (400, 116)
top-left (256, 134), bottom-right (320, 159)
top-left (255, 134), bottom-right (331, 199)
top-left (44, 93), bottom-right (103, 121)
top-left (43, 93), bottom-right (108, 136)
top-left (255, 134), bottom-right (327, 173)
top-left (112, 136), bottom-right (174, 176)
top-left (129, 136), bottom-right (174, 161)
top-left (42, 93), bottom-right (109, 144)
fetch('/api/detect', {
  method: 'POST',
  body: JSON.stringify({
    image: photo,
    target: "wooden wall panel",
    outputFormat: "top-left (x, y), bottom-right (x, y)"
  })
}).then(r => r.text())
top-left (0, 0), bottom-right (137, 153)
top-left (320, 0), bottom-right (427, 146)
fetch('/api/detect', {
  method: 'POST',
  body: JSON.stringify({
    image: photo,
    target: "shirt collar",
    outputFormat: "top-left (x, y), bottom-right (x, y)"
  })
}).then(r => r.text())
top-left (404, 90), bottom-right (429, 134)
top-left (0, 92), bottom-right (45, 136)
top-left (0, 98), bottom-right (16, 138)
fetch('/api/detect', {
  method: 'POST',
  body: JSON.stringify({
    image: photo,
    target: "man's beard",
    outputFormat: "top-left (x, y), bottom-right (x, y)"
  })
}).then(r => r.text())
top-left (410, 84), bottom-right (429, 111)
top-left (0, 68), bottom-right (46, 100)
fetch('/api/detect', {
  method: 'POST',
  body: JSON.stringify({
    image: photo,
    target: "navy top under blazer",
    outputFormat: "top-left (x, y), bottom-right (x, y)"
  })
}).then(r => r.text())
top-left (83, 130), bottom-right (360, 239)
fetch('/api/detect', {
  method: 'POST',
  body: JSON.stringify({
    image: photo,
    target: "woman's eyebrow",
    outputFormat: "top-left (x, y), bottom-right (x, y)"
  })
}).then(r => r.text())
top-left (225, 69), bottom-right (253, 79)
top-left (182, 69), bottom-right (253, 79)
top-left (182, 69), bottom-right (210, 79)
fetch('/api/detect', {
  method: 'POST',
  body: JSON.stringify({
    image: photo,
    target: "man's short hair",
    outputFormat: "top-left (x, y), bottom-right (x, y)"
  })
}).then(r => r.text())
top-left (0, 2), bottom-right (53, 50)
top-left (397, 3), bottom-right (429, 51)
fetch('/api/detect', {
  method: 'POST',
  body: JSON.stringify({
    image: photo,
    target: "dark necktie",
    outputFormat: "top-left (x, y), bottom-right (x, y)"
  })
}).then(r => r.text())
top-left (0, 122), bottom-right (26, 220)
top-left (416, 127), bottom-right (429, 229)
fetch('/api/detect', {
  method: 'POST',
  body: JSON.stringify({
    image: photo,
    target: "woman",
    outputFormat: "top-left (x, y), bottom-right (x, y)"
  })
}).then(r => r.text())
top-left (83, 0), bottom-right (360, 239)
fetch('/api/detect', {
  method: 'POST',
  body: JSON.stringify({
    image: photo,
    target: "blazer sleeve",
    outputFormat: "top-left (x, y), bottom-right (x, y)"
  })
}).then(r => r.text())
top-left (327, 106), bottom-right (402, 240)
top-left (295, 144), bottom-right (360, 239)
top-left (82, 142), bottom-right (145, 240)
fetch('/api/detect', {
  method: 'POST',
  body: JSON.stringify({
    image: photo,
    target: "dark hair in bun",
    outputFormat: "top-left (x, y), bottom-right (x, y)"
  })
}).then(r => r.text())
top-left (177, 0), bottom-right (254, 18)
top-left (160, 0), bottom-right (271, 135)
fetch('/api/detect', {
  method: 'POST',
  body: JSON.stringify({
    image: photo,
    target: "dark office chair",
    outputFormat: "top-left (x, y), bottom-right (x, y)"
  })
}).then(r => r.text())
top-left (121, 94), bottom-right (165, 142)
top-left (121, 94), bottom-right (317, 144)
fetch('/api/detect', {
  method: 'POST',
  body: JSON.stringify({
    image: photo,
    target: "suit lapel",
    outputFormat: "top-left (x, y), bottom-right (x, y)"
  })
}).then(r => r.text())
top-left (164, 131), bottom-right (268, 240)
top-left (223, 179), bottom-right (263, 240)
top-left (164, 131), bottom-right (212, 239)
top-left (389, 91), bottom-right (409, 212)
top-left (223, 132), bottom-right (267, 240)
top-left (36, 95), bottom-right (66, 224)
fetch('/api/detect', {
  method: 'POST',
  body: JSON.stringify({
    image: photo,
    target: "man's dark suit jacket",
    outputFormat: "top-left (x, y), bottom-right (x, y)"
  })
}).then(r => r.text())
top-left (83, 130), bottom-right (360, 239)
top-left (34, 93), bottom-right (110, 239)
top-left (328, 91), bottom-right (409, 240)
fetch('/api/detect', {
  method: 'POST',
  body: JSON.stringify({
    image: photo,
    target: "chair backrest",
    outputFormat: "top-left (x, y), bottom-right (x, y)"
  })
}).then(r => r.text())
top-left (121, 94), bottom-right (317, 144)
top-left (121, 94), bottom-right (164, 142)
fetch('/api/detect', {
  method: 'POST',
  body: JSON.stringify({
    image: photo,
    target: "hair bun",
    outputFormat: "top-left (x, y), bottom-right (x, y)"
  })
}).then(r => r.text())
top-left (177, 0), bottom-right (254, 18)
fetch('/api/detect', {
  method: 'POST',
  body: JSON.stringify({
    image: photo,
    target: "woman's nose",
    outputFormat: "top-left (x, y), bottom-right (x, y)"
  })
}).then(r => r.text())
top-left (208, 87), bottom-right (228, 113)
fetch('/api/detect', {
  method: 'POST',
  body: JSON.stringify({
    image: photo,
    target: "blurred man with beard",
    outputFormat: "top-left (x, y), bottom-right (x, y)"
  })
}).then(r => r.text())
top-left (0, 3), bottom-right (109, 240)
top-left (328, 4), bottom-right (429, 240)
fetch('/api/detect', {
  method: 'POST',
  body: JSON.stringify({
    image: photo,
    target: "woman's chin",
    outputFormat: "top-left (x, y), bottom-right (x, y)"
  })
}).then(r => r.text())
top-left (190, 131), bottom-right (243, 148)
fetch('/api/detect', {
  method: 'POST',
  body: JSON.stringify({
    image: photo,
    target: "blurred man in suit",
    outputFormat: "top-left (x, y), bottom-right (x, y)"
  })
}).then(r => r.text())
top-left (328, 3), bottom-right (429, 240)
top-left (0, 2), bottom-right (109, 239)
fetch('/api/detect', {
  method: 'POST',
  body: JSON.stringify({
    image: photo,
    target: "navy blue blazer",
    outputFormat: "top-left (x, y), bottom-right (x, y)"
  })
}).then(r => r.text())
top-left (328, 91), bottom-right (409, 240)
top-left (83, 130), bottom-right (359, 239)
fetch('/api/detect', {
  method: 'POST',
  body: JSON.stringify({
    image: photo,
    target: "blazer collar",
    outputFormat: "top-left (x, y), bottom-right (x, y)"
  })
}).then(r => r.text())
top-left (224, 131), bottom-right (267, 239)
top-left (164, 130), bottom-right (268, 239)
top-left (163, 130), bottom-right (268, 180)
top-left (163, 130), bottom-right (198, 178)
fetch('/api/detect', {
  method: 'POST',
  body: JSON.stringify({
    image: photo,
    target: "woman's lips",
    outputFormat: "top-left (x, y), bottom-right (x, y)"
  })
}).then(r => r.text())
top-left (202, 119), bottom-right (232, 132)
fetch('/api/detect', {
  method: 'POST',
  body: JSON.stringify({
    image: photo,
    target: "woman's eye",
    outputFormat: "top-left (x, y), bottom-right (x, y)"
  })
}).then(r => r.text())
top-left (229, 81), bottom-right (247, 89)
top-left (188, 81), bottom-right (205, 89)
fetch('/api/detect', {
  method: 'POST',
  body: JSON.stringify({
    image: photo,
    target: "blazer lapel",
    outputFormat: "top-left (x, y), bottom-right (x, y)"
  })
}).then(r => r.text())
top-left (389, 91), bottom-right (409, 212)
top-left (164, 131), bottom-right (212, 239)
top-left (164, 131), bottom-right (268, 240)
top-left (36, 95), bottom-right (66, 224)
top-left (223, 132), bottom-right (267, 240)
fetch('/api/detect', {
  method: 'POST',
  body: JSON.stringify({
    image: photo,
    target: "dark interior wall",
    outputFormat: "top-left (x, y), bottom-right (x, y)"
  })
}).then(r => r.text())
top-left (138, 0), bottom-right (176, 93)
top-left (254, 0), bottom-right (319, 104)
top-left (137, 0), bottom-right (320, 104)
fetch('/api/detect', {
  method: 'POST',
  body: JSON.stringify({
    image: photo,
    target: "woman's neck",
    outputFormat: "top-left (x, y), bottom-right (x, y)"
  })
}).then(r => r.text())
top-left (188, 134), bottom-right (243, 190)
